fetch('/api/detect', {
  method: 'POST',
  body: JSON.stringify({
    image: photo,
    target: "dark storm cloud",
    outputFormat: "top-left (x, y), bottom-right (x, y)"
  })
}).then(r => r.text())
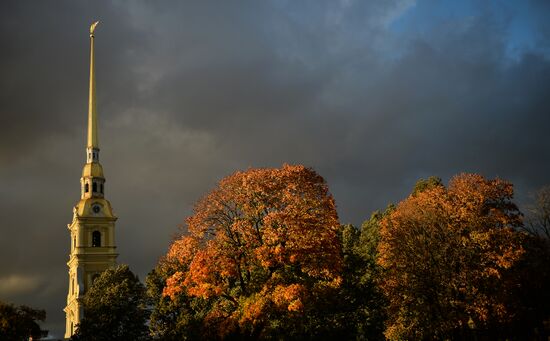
top-left (1, 0), bottom-right (550, 337)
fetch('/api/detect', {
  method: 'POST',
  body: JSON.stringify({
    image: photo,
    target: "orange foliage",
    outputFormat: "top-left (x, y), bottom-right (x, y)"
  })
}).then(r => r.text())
top-left (163, 164), bottom-right (342, 336)
top-left (378, 173), bottom-right (524, 340)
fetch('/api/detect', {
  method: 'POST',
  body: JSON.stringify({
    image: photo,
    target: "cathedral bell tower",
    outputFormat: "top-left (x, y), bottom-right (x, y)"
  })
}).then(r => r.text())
top-left (64, 21), bottom-right (118, 339)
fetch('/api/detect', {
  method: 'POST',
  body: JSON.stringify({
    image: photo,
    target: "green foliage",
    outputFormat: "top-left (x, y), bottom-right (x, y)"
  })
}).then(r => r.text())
top-left (71, 264), bottom-right (149, 341)
top-left (0, 301), bottom-right (47, 341)
top-left (412, 176), bottom-right (443, 196)
top-left (146, 261), bottom-right (208, 340)
top-left (276, 208), bottom-right (393, 340)
top-left (337, 207), bottom-right (394, 340)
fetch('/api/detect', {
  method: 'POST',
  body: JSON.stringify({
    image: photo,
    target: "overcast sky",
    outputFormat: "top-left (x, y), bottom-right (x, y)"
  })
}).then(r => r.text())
top-left (1, 0), bottom-right (550, 338)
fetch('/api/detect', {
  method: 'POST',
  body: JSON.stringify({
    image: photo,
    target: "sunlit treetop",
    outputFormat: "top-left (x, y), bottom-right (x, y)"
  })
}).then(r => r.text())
top-left (162, 164), bottom-right (342, 337)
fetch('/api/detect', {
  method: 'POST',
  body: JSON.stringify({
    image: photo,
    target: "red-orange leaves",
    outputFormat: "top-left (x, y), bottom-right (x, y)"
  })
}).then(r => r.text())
top-left (166, 236), bottom-right (198, 265)
top-left (272, 284), bottom-right (306, 312)
top-left (163, 164), bottom-right (342, 337)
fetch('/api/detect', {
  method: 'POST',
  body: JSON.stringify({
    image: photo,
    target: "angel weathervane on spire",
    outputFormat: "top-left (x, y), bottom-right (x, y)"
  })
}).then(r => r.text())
top-left (90, 21), bottom-right (99, 37)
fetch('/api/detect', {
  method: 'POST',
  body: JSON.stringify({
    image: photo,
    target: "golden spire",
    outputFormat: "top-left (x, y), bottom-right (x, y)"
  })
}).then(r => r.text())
top-left (81, 21), bottom-right (105, 198)
top-left (87, 21), bottom-right (99, 148)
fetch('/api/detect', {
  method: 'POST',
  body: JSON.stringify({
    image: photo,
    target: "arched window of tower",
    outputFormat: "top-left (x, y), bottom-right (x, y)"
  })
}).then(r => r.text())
top-left (93, 182), bottom-right (97, 193)
top-left (92, 231), bottom-right (101, 247)
top-left (85, 183), bottom-right (89, 193)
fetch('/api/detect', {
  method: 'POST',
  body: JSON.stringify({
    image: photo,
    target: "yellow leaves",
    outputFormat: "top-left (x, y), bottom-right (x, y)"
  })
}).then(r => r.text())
top-left (287, 299), bottom-right (304, 312)
top-left (326, 275), bottom-right (343, 289)
top-left (378, 173), bottom-right (526, 338)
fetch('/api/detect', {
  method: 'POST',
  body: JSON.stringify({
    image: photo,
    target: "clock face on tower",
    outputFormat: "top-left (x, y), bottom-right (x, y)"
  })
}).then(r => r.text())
top-left (92, 204), bottom-right (101, 214)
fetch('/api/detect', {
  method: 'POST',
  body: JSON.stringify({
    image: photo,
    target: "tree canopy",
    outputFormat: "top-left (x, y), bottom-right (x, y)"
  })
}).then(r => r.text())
top-left (159, 164), bottom-right (343, 338)
top-left (524, 185), bottom-right (550, 239)
top-left (72, 264), bottom-right (149, 341)
top-left (378, 173), bottom-right (534, 339)
top-left (0, 301), bottom-right (46, 341)
top-left (142, 169), bottom-right (549, 340)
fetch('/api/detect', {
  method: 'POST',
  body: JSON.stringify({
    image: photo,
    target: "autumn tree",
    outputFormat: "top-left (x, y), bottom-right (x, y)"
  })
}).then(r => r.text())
top-left (0, 301), bottom-right (47, 341)
top-left (72, 264), bottom-right (149, 341)
top-left (160, 164), bottom-right (342, 339)
top-left (524, 185), bottom-right (550, 239)
top-left (378, 173), bottom-right (526, 340)
top-left (511, 185), bottom-right (550, 337)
